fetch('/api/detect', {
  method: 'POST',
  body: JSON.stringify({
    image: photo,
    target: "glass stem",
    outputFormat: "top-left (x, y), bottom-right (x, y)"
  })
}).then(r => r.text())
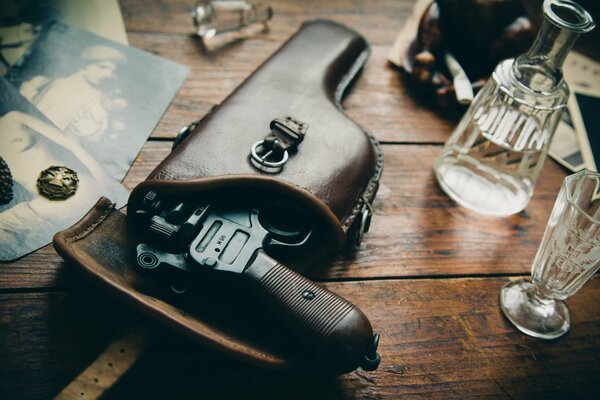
top-left (532, 283), bottom-right (556, 307)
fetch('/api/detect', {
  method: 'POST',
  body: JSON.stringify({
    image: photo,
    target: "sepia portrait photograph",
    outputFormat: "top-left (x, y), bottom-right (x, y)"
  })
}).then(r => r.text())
top-left (0, 77), bottom-right (129, 261)
top-left (0, 0), bottom-right (127, 75)
top-left (5, 21), bottom-right (188, 180)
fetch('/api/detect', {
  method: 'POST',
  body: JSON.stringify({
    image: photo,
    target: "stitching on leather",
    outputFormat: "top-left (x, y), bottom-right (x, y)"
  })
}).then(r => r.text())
top-left (329, 40), bottom-right (383, 232)
top-left (65, 203), bottom-right (116, 243)
top-left (341, 134), bottom-right (383, 230)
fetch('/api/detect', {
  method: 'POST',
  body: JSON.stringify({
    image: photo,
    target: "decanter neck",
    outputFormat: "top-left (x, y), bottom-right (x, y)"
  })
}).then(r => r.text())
top-left (513, 0), bottom-right (594, 92)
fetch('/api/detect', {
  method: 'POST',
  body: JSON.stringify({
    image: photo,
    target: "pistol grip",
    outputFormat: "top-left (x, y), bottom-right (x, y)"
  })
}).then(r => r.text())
top-left (243, 250), bottom-right (379, 373)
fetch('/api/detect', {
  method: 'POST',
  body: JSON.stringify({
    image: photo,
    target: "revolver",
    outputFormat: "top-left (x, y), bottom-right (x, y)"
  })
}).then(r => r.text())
top-left (133, 191), bottom-right (380, 373)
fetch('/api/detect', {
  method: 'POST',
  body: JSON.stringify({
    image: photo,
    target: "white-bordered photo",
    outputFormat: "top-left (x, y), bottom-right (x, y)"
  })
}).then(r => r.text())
top-left (550, 97), bottom-right (588, 172)
top-left (0, 0), bottom-right (128, 75)
top-left (549, 52), bottom-right (599, 173)
top-left (0, 77), bottom-right (129, 261)
top-left (5, 21), bottom-right (188, 180)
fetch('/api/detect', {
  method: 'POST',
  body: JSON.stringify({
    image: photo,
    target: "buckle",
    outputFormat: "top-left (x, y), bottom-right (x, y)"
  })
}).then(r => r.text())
top-left (250, 116), bottom-right (308, 173)
top-left (251, 140), bottom-right (289, 168)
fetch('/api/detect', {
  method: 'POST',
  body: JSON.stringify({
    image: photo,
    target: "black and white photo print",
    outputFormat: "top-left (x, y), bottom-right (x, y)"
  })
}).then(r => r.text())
top-left (6, 22), bottom-right (188, 180)
top-left (0, 77), bottom-right (128, 261)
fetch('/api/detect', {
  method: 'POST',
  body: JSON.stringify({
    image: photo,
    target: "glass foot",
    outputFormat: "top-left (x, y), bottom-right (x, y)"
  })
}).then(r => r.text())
top-left (500, 279), bottom-right (570, 339)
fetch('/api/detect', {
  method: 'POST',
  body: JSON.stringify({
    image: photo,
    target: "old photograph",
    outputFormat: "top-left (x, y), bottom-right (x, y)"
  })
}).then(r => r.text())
top-left (5, 21), bottom-right (188, 180)
top-left (550, 104), bottom-right (586, 172)
top-left (0, 0), bottom-right (127, 75)
top-left (0, 77), bottom-right (128, 261)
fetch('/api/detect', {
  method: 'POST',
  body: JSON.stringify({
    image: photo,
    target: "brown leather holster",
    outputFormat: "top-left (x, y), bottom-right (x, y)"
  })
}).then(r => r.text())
top-left (53, 20), bottom-right (383, 370)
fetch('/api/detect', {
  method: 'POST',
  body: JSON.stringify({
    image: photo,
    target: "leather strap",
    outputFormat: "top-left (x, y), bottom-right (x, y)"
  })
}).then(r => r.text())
top-left (55, 318), bottom-right (154, 400)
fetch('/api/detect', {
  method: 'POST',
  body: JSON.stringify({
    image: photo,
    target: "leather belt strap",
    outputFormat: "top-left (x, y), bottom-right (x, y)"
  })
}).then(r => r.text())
top-left (55, 318), bottom-right (154, 400)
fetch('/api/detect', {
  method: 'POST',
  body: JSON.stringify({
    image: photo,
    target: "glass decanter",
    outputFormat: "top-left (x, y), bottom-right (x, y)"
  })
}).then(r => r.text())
top-left (434, 0), bottom-right (595, 217)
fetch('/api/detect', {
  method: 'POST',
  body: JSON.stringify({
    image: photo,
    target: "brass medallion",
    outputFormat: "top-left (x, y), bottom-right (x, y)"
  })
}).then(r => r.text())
top-left (37, 166), bottom-right (79, 200)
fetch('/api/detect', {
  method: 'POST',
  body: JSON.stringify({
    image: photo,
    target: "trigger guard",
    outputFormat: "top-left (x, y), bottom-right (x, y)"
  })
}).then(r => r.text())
top-left (266, 227), bottom-right (312, 249)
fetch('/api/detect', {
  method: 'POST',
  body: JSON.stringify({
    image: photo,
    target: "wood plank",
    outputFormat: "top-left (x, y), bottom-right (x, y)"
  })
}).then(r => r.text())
top-left (2, 2), bottom-right (595, 399)
top-left (1, 276), bottom-right (599, 399)
top-left (126, 0), bottom-right (598, 144)
top-left (0, 142), bottom-right (566, 289)
top-left (120, 0), bottom-right (414, 42)
top-left (142, 41), bottom-right (456, 143)
top-left (121, 1), bottom-right (455, 143)
top-left (0, 290), bottom-right (123, 400)
top-left (325, 145), bottom-right (567, 280)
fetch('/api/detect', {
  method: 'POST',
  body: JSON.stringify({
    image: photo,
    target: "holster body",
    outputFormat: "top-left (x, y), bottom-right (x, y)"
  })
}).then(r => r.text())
top-left (54, 20), bottom-right (383, 369)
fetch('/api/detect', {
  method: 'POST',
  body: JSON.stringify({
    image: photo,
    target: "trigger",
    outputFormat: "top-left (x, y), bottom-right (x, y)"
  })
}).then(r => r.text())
top-left (266, 227), bottom-right (312, 249)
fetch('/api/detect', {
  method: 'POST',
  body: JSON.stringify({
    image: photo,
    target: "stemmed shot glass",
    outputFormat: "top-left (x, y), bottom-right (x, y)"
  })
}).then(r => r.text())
top-left (500, 170), bottom-right (600, 339)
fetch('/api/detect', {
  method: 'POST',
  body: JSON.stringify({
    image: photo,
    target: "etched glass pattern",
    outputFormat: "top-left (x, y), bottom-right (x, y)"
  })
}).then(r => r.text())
top-left (500, 170), bottom-right (600, 339)
top-left (435, 0), bottom-right (595, 216)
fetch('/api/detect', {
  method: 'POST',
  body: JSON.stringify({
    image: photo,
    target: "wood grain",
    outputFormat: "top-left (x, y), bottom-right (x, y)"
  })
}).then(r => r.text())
top-left (121, 0), bottom-right (456, 143)
top-left (1, 276), bottom-right (599, 399)
top-left (120, 0), bottom-right (413, 41)
top-left (0, 142), bottom-right (566, 290)
top-left (1, 1), bottom-right (597, 398)
top-left (142, 41), bottom-right (456, 143)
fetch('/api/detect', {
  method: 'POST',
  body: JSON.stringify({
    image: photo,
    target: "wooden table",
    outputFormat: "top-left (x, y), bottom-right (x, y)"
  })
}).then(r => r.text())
top-left (2, 1), bottom-right (599, 398)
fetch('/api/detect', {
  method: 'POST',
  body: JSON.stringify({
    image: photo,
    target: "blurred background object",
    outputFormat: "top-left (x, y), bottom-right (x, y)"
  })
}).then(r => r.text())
top-left (389, 0), bottom-right (599, 111)
top-left (193, 0), bottom-right (272, 51)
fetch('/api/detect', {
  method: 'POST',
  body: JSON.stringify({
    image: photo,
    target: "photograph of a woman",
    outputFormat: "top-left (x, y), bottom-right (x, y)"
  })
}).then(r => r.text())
top-left (0, 0), bottom-right (128, 75)
top-left (5, 21), bottom-right (188, 180)
top-left (0, 78), bottom-right (128, 261)
top-left (20, 45), bottom-right (126, 142)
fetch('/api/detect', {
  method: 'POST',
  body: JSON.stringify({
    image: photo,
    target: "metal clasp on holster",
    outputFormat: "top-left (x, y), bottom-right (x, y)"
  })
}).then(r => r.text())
top-left (353, 198), bottom-right (373, 248)
top-left (250, 116), bottom-right (308, 173)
